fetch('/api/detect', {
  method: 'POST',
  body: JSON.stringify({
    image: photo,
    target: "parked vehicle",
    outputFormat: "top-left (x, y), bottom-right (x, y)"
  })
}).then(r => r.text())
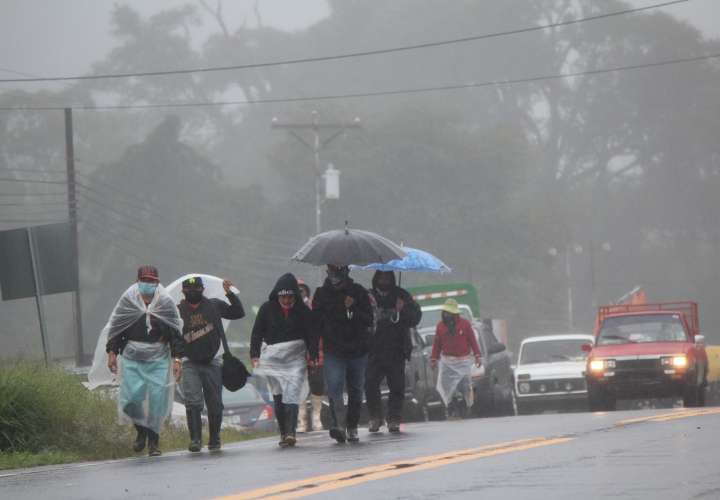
top-left (514, 334), bottom-right (594, 415)
top-left (174, 382), bottom-right (276, 432)
top-left (584, 302), bottom-right (708, 411)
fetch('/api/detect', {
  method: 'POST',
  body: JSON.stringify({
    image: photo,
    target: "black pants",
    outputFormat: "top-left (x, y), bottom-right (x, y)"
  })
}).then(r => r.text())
top-left (365, 356), bottom-right (405, 423)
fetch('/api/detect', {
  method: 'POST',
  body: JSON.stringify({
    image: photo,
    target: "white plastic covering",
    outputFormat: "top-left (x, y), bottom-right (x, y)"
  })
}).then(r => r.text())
top-left (252, 339), bottom-right (309, 405)
top-left (436, 354), bottom-right (474, 407)
top-left (88, 283), bottom-right (183, 389)
top-left (165, 273), bottom-right (239, 336)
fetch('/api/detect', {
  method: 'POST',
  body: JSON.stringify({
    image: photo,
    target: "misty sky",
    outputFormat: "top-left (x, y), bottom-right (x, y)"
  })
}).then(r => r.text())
top-left (0, 0), bottom-right (718, 86)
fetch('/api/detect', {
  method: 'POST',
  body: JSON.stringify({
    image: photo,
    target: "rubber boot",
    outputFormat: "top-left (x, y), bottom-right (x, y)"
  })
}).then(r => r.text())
top-left (147, 430), bottom-right (161, 457)
top-left (133, 425), bottom-right (147, 452)
top-left (274, 395), bottom-right (287, 447)
top-left (297, 401), bottom-right (308, 433)
top-left (208, 413), bottom-right (222, 451)
top-left (311, 395), bottom-right (324, 431)
top-left (186, 408), bottom-right (202, 452)
top-left (284, 404), bottom-right (299, 447)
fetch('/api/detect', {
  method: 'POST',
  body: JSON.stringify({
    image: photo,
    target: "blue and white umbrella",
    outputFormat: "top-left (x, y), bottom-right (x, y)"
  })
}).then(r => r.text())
top-left (353, 247), bottom-right (451, 273)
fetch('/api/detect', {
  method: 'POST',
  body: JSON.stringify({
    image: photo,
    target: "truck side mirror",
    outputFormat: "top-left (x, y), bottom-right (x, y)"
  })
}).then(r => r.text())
top-left (695, 335), bottom-right (705, 345)
top-left (581, 343), bottom-right (593, 353)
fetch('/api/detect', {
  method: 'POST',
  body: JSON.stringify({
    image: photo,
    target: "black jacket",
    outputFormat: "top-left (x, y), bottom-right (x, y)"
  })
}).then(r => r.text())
top-left (106, 314), bottom-right (185, 358)
top-left (312, 276), bottom-right (374, 359)
top-left (250, 273), bottom-right (318, 360)
top-left (369, 272), bottom-right (422, 362)
top-left (177, 291), bottom-right (245, 363)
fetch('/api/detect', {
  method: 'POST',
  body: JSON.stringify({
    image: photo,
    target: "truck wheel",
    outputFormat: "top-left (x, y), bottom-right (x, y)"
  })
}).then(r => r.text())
top-left (588, 385), bottom-right (615, 412)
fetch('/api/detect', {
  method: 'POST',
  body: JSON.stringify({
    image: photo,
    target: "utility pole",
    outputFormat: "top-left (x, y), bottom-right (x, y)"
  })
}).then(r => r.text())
top-left (64, 108), bottom-right (85, 366)
top-left (271, 110), bottom-right (361, 237)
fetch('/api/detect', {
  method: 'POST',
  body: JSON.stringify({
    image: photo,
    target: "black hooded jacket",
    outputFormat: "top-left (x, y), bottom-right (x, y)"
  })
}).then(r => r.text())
top-left (369, 272), bottom-right (422, 362)
top-left (250, 273), bottom-right (318, 360)
top-left (312, 275), bottom-right (374, 359)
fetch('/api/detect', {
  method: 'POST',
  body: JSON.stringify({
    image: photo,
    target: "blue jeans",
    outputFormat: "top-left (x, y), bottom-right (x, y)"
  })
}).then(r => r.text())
top-left (324, 352), bottom-right (368, 430)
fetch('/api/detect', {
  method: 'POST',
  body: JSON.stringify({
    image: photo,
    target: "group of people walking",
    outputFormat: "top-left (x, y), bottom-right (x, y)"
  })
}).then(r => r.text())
top-left (96, 262), bottom-right (481, 455)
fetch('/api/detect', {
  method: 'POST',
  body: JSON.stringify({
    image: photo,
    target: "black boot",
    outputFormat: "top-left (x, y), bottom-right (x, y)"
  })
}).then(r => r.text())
top-left (147, 430), bottom-right (161, 457)
top-left (208, 413), bottom-right (222, 451)
top-left (274, 395), bottom-right (287, 447)
top-left (186, 408), bottom-right (202, 453)
top-left (133, 425), bottom-right (147, 452)
top-left (328, 397), bottom-right (347, 443)
top-left (284, 404), bottom-right (298, 447)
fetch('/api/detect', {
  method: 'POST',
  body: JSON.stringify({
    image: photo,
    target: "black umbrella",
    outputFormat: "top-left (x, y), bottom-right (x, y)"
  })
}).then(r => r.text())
top-left (292, 227), bottom-right (406, 266)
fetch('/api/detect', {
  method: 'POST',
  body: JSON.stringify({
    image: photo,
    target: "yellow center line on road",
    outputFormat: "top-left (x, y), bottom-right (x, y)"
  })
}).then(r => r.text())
top-left (215, 437), bottom-right (573, 500)
top-left (615, 407), bottom-right (720, 427)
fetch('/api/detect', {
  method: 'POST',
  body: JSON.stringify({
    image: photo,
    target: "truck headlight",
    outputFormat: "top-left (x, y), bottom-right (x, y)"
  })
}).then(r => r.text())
top-left (518, 382), bottom-right (530, 394)
top-left (589, 359), bottom-right (615, 373)
top-left (662, 355), bottom-right (687, 368)
top-left (589, 359), bottom-right (605, 372)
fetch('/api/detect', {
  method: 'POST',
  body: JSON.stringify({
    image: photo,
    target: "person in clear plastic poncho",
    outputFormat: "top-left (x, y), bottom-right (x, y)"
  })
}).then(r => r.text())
top-left (430, 299), bottom-right (482, 418)
top-left (88, 266), bottom-right (185, 457)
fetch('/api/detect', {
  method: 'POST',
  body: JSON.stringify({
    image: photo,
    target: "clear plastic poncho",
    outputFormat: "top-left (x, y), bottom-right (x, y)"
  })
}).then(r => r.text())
top-left (87, 283), bottom-right (183, 433)
top-left (252, 339), bottom-right (309, 405)
top-left (436, 354), bottom-right (474, 407)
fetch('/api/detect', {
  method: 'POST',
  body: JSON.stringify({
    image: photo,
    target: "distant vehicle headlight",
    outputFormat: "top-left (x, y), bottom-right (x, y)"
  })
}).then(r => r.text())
top-left (518, 382), bottom-right (531, 394)
top-left (539, 384), bottom-right (547, 393)
top-left (564, 382), bottom-right (573, 392)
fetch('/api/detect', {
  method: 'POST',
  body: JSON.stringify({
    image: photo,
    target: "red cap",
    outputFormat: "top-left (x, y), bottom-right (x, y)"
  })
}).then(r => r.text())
top-left (137, 265), bottom-right (159, 282)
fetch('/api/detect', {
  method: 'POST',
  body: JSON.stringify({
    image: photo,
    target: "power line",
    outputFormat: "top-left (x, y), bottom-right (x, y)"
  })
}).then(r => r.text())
top-left (0, 1), bottom-right (688, 84)
top-left (0, 177), bottom-right (67, 185)
top-left (1, 51), bottom-right (717, 112)
top-left (0, 191), bottom-right (68, 197)
top-left (0, 167), bottom-right (66, 175)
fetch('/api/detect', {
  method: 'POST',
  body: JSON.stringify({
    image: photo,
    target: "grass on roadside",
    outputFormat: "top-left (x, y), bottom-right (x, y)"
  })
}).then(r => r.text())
top-left (0, 362), bottom-right (269, 470)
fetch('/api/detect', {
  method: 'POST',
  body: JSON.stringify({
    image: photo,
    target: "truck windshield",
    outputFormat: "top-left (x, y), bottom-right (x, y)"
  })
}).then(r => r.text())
top-left (597, 314), bottom-right (688, 345)
top-left (519, 339), bottom-right (589, 365)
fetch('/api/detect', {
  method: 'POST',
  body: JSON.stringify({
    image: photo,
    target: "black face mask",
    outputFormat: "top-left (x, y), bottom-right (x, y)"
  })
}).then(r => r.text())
top-left (327, 268), bottom-right (347, 287)
top-left (184, 290), bottom-right (203, 304)
top-left (442, 313), bottom-right (456, 330)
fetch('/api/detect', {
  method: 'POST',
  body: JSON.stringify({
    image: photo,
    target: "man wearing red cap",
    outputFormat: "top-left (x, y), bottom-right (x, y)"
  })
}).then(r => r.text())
top-left (104, 266), bottom-right (185, 456)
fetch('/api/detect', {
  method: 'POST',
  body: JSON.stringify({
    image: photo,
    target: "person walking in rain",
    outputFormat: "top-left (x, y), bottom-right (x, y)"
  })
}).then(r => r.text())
top-left (313, 265), bottom-right (374, 443)
top-left (102, 266), bottom-right (184, 457)
top-left (251, 273), bottom-right (318, 447)
top-left (178, 276), bottom-right (245, 452)
top-left (296, 279), bottom-right (325, 432)
top-left (366, 271), bottom-right (421, 433)
top-left (430, 298), bottom-right (482, 418)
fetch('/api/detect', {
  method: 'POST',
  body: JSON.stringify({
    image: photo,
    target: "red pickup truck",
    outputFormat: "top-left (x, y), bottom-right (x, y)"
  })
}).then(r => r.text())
top-left (584, 302), bottom-right (708, 411)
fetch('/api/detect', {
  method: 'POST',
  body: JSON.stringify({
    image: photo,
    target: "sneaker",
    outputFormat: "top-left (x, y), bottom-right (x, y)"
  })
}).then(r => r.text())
top-left (278, 434), bottom-right (289, 448)
top-left (188, 440), bottom-right (202, 453)
top-left (329, 427), bottom-right (347, 443)
top-left (368, 419), bottom-right (383, 433)
top-left (346, 428), bottom-right (360, 443)
top-left (388, 421), bottom-right (401, 433)
top-left (148, 443), bottom-right (162, 457)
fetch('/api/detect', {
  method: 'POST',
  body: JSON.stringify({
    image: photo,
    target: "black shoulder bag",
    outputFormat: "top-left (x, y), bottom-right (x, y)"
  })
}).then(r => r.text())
top-left (220, 331), bottom-right (250, 391)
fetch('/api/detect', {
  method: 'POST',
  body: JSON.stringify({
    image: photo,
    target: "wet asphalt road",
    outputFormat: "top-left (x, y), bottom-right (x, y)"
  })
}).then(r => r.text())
top-left (2, 407), bottom-right (720, 500)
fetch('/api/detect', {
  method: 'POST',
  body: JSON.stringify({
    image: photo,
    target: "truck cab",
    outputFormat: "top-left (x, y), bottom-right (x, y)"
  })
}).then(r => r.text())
top-left (584, 302), bottom-right (708, 411)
